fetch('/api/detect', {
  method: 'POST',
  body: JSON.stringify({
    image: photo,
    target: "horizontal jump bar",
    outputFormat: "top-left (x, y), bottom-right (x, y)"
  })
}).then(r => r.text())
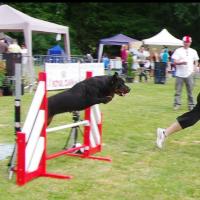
top-left (46, 120), bottom-right (89, 133)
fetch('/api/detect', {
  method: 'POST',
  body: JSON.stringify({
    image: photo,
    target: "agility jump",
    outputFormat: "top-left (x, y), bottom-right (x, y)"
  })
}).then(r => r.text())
top-left (16, 71), bottom-right (111, 186)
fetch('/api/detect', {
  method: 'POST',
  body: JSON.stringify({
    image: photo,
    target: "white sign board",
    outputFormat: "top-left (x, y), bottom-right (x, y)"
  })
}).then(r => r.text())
top-left (79, 63), bottom-right (105, 80)
top-left (45, 63), bottom-right (104, 90)
top-left (110, 59), bottom-right (122, 69)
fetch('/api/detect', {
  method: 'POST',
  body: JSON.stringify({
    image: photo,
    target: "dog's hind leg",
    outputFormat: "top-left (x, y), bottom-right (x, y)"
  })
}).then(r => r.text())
top-left (47, 115), bottom-right (53, 126)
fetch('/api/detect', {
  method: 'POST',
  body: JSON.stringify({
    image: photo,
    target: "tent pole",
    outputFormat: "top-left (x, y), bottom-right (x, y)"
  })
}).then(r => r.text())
top-left (63, 30), bottom-right (71, 61)
top-left (98, 44), bottom-right (104, 63)
top-left (23, 26), bottom-right (35, 92)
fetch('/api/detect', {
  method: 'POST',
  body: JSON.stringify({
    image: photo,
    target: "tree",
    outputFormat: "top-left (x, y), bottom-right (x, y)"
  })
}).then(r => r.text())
top-left (5, 3), bottom-right (199, 55)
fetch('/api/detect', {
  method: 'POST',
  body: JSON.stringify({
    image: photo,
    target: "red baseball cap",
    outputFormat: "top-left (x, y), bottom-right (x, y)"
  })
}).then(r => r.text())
top-left (182, 36), bottom-right (192, 43)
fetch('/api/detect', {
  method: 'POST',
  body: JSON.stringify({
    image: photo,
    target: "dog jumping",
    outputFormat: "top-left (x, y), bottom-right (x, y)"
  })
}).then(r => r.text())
top-left (47, 72), bottom-right (130, 125)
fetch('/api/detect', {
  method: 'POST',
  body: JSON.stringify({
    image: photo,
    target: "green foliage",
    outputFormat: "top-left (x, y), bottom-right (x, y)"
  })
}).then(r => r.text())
top-left (5, 3), bottom-right (200, 55)
top-left (0, 60), bottom-right (6, 87)
top-left (0, 74), bottom-right (5, 87)
top-left (127, 53), bottom-right (135, 78)
top-left (127, 53), bottom-right (133, 75)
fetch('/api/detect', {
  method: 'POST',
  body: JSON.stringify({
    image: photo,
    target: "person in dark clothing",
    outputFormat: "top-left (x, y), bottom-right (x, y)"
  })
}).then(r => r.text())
top-left (156, 92), bottom-right (200, 149)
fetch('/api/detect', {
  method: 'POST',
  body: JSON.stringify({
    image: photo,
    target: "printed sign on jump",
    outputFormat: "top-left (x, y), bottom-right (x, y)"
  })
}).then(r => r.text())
top-left (45, 63), bottom-right (104, 90)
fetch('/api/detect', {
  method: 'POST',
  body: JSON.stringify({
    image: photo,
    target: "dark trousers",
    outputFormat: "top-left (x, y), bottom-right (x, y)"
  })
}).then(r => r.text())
top-left (122, 62), bottom-right (128, 74)
top-left (177, 92), bottom-right (200, 129)
top-left (139, 66), bottom-right (148, 82)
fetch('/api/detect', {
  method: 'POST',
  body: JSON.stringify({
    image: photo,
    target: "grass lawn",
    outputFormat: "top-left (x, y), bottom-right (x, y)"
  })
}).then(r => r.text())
top-left (0, 74), bottom-right (200, 200)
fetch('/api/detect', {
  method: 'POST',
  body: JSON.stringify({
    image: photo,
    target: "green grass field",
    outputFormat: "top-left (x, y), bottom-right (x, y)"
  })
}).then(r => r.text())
top-left (1, 75), bottom-right (200, 200)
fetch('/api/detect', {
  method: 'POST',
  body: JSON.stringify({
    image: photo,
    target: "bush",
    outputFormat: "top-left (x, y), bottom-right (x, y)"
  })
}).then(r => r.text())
top-left (127, 53), bottom-right (135, 78)
top-left (0, 60), bottom-right (6, 87)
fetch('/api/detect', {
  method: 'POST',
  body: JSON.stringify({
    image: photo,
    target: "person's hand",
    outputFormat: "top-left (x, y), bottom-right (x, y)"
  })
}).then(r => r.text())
top-left (175, 60), bottom-right (187, 65)
top-left (181, 61), bottom-right (187, 65)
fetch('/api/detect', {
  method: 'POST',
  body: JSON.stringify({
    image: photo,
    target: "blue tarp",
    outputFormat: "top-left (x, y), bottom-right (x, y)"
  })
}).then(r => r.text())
top-left (48, 44), bottom-right (65, 55)
top-left (46, 45), bottom-right (67, 63)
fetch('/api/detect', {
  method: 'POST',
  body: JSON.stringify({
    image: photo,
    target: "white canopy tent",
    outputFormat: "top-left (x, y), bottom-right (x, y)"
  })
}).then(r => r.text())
top-left (142, 28), bottom-right (183, 49)
top-left (0, 4), bottom-right (71, 88)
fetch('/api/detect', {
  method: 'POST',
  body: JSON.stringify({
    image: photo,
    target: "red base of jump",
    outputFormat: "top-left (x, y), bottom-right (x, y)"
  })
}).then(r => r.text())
top-left (42, 172), bottom-right (73, 180)
top-left (47, 145), bottom-right (112, 162)
top-left (65, 153), bottom-right (112, 162)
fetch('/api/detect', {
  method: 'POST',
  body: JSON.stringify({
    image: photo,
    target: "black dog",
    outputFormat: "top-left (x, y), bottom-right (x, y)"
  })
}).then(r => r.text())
top-left (47, 72), bottom-right (130, 125)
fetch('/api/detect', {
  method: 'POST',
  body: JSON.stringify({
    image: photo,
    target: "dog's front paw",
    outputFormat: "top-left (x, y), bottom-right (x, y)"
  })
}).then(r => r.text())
top-left (102, 96), bottom-right (112, 104)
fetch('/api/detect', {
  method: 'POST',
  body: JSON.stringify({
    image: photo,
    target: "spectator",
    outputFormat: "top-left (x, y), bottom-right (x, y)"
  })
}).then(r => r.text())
top-left (0, 38), bottom-right (8, 54)
top-left (161, 48), bottom-right (170, 77)
top-left (161, 48), bottom-right (169, 64)
top-left (21, 43), bottom-right (28, 54)
top-left (149, 48), bottom-right (159, 77)
top-left (132, 53), bottom-right (140, 71)
top-left (156, 91), bottom-right (200, 149)
top-left (137, 46), bottom-right (150, 82)
top-left (151, 48), bottom-right (160, 63)
top-left (85, 53), bottom-right (94, 63)
top-left (102, 53), bottom-right (110, 70)
top-left (171, 35), bottom-right (199, 111)
top-left (8, 39), bottom-right (22, 53)
top-left (120, 44), bottom-right (129, 74)
top-left (159, 47), bottom-right (166, 61)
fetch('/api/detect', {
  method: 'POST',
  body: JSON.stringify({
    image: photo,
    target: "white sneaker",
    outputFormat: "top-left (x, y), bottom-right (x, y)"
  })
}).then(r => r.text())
top-left (156, 128), bottom-right (166, 149)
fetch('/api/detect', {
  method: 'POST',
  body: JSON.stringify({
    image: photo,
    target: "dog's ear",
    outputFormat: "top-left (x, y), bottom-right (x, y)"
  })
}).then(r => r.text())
top-left (112, 72), bottom-right (119, 79)
top-left (114, 72), bottom-right (119, 77)
top-left (111, 72), bottom-right (119, 84)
